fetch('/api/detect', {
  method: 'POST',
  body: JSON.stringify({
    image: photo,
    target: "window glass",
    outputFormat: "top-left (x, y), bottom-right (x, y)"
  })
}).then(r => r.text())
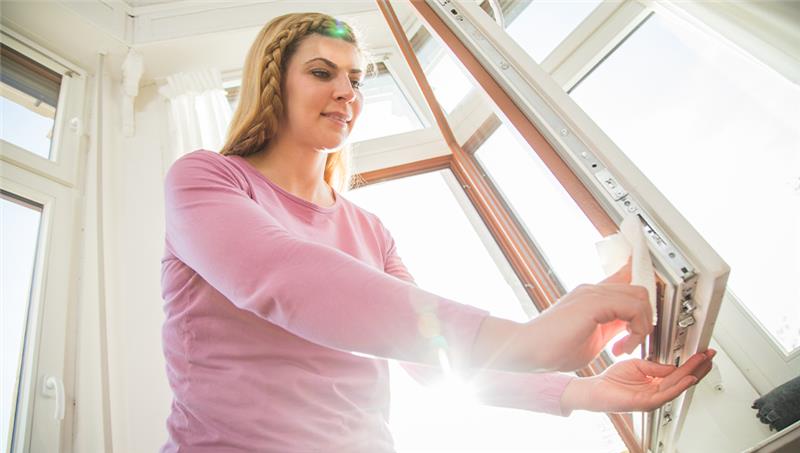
top-left (474, 124), bottom-right (640, 364)
top-left (0, 44), bottom-right (61, 160)
top-left (347, 170), bottom-right (625, 453)
top-left (1, 192), bottom-right (43, 448)
top-left (506, 0), bottom-right (603, 62)
top-left (345, 68), bottom-right (424, 143)
top-left (416, 37), bottom-right (474, 113)
top-left (475, 123), bottom-right (604, 292)
top-left (223, 79), bottom-right (240, 113)
top-left (570, 13), bottom-right (800, 353)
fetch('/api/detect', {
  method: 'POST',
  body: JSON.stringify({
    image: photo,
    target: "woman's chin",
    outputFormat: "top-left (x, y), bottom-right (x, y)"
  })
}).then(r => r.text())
top-left (317, 133), bottom-right (351, 151)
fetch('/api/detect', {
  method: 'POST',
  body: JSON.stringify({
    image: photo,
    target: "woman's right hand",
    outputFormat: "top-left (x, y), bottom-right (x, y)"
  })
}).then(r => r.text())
top-left (471, 262), bottom-right (653, 372)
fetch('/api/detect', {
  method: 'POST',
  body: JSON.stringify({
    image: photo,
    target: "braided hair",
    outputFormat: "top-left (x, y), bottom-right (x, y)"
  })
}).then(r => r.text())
top-left (220, 13), bottom-right (365, 191)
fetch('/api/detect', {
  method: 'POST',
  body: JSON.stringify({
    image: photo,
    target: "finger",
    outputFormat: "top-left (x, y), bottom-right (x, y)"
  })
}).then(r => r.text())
top-left (610, 328), bottom-right (649, 357)
top-left (660, 352), bottom-right (709, 389)
top-left (635, 360), bottom-right (679, 378)
top-left (612, 332), bottom-right (646, 356)
top-left (612, 336), bottom-right (626, 356)
top-left (600, 259), bottom-right (632, 284)
top-left (601, 320), bottom-right (628, 344)
top-left (621, 333), bottom-right (646, 355)
top-left (599, 284), bottom-right (654, 329)
top-left (647, 375), bottom-right (698, 409)
top-left (592, 288), bottom-right (652, 338)
top-left (606, 258), bottom-right (632, 282)
top-left (691, 358), bottom-right (714, 382)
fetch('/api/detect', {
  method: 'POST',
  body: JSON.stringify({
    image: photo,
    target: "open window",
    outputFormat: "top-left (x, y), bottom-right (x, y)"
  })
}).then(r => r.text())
top-left (359, 1), bottom-right (758, 451)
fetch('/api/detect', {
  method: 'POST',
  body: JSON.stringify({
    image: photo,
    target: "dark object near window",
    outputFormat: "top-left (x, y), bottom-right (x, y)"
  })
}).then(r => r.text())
top-left (752, 376), bottom-right (800, 431)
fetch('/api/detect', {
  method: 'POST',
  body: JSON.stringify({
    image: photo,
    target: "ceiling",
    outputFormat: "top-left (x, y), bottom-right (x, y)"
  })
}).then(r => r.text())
top-left (0, 0), bottom-right (421, 86)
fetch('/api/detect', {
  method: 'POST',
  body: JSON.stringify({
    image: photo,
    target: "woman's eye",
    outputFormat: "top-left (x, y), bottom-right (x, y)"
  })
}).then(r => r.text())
top-left (311, 69), bottom-right (330, 79)
top-left (351, 80), bottom-right (364, 90)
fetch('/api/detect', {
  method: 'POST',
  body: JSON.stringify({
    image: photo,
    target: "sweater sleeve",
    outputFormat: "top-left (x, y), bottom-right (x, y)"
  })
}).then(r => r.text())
top-left (163, 151), bottom-right (488, 368)
top-left (378, 219), bottom-right (576, 416)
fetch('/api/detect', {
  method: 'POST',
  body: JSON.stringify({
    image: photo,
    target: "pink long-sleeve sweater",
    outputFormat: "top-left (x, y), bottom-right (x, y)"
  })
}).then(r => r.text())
top-left (160, 149), bottom-right (574, 452)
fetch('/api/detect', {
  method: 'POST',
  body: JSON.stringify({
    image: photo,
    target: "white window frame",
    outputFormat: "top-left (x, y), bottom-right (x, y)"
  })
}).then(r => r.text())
top-left (1, 30), bottom-right (86, 188)
top-left (1, 28), bottom-right (86, 453)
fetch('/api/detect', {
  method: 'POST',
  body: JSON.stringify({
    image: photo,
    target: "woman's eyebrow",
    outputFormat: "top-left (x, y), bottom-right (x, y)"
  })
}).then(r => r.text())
top-left (304, 57), bottom-right (363, 74)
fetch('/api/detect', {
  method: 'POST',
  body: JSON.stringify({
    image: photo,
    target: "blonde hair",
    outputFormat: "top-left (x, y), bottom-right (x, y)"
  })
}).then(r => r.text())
top-left (220, 12), bottom-right (366, 192)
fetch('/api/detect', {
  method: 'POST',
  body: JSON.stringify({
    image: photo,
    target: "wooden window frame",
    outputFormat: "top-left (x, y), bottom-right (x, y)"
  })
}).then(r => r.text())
top-left (364, 1), bottom-right (640, 451)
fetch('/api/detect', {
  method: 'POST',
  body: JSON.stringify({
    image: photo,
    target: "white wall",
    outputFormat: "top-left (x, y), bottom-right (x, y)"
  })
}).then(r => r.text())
top-left (72, 74), bottom-right (172, 452)
top-left (107, 80), bottom-right (173, 453)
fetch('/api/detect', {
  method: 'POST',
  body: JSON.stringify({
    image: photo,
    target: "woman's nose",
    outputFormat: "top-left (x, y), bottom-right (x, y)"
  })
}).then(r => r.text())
top-left (333, 74), bottom-right (357, 103)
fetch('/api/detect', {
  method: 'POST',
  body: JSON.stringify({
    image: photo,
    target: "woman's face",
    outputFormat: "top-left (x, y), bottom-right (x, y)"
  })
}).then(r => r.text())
top-left (280, 34), bottom-right (365, 152)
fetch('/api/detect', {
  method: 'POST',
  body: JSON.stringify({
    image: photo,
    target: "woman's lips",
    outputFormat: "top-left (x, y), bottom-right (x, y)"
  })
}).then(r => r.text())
top-left (321, 113), bottom-right (348, 127)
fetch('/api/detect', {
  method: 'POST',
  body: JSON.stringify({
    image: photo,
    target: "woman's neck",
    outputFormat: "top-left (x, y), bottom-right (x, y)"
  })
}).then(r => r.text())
top-left (243, 138), bottom-right (335, 207)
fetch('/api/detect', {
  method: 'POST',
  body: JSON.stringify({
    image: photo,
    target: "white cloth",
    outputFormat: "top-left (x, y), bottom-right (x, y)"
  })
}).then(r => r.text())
top-left (596, 215), bottom-right (657, 324)
top-left (158, 68), bottom-right (232, 171)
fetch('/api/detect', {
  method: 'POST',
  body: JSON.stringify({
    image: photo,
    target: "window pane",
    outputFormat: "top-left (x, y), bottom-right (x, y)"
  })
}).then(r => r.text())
top-left (0, 44), bottom-right (60, 160)
top-left (223, 80), bottom-right (239, 113)
top-left (1, 192), bottom-right (43, 449)
top-left (570, 13), bottom-right (800, 353)
top-left (347, 170), bottom-right (625, 453)
top-left (506, 0), bottom-right (602, 62)
top-left (475, 123), bottom-right (604, 292)
top-left (347, 68), bottom-right (424, 143)
top-left (416, 37), bottom-right (474, 114)
top-left (473, 125), bottom-right (640, 364)
top-left (349, 170), bottom-right (527, 320)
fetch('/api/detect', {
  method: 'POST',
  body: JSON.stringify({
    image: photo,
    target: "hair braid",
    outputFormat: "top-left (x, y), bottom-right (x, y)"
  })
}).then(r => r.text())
top-left (256, 18), bottom-right (324, 139)
top-left (220, 13), bottom-right (361, 191)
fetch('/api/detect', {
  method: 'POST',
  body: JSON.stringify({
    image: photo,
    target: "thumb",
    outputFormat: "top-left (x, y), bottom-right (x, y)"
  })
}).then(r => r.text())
top-left (601, 258), bottom-right (632, 285)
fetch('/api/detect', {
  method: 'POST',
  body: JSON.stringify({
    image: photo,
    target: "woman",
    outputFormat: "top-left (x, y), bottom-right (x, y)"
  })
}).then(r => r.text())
top-left (160, 12), bottom-right (715, 452)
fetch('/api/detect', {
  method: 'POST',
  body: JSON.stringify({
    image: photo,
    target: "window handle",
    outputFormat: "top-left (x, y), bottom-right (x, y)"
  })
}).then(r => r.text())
top-left (42, 376), bottom-right (65, 421)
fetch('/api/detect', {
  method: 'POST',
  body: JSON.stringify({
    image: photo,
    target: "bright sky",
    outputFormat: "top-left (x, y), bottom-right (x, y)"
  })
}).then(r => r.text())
top-left (1, 96), bottom-right (53, 159)
top-left (1, 196), bottom-right (42, 450)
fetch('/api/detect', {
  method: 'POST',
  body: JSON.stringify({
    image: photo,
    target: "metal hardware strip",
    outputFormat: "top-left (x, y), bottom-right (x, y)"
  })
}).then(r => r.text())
top-left (427, 1), bottom-right (695, 279)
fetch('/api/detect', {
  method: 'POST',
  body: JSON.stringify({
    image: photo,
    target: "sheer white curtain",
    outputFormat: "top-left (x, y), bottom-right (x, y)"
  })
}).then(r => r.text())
top-left (158, 68), bottom-right (233, 169)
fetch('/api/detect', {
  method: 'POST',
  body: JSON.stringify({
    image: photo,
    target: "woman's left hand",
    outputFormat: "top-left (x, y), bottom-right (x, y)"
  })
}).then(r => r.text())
top-left (560, 349), bottom-right (716, 413)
